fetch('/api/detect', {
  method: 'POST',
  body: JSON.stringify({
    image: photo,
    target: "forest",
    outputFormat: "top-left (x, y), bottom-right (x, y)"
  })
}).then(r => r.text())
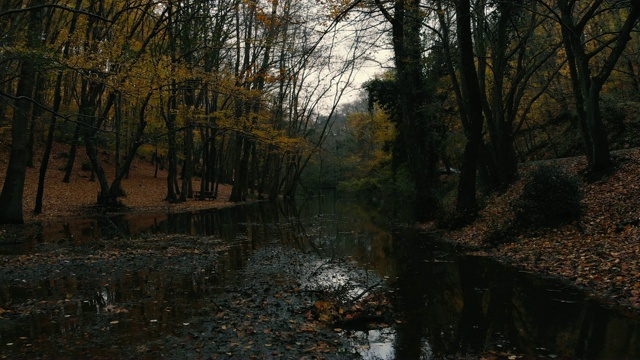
top-left (1, 0), bottom-right (640, 225)
top-left (2, 1), bottom-right (640, 357)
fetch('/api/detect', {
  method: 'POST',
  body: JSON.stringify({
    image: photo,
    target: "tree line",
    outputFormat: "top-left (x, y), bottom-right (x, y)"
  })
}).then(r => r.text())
top-left (2, 0), bottom-right (640, 225)
top-left (0, 0), bottom-right (372, 224)
top-left (328, 0), bottom-right (640, 221)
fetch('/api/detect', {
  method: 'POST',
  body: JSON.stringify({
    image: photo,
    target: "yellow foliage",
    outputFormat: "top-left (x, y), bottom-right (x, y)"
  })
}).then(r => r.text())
top-left (344, 106), bottom-right (394, 178)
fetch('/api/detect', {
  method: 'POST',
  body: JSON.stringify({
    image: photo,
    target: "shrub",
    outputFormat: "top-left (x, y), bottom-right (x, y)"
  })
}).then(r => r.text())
top-left (513, 165), bottom-right (582, 228)
top-left (383, 165), bottom-right (416, 203)
top-left (337, 176), bottom-right (382, 196)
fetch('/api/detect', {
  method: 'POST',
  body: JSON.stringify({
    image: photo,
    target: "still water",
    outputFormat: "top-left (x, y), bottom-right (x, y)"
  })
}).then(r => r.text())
top-left (1, 192), bottom-right (639, 358)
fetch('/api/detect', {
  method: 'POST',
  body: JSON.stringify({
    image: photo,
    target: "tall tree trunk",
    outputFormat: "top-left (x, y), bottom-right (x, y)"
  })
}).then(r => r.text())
top-left (34, 0), bottom-right (82, 214)
top-left (268, 154), bottom-right (282, 200)
top-left (34, 71), bottom-right (63, 215)
top-left (487, 1), bottom-right (517, 188)
top-left (559, 3), bottom-right (593, 168)
top-left (0, 0), bottom-right (43, 224)
top-left (62, 122), bottom-right (81, 183)
top-left (180, 122), bottom-right (194, 201)
top-left (79, 79), bottom-right (115, 207)
top-left (0, 53), bottom-right (36, 224)
top-left (164, 1), bottom-right (180, 203)
top-left (375, 0), bottom-right (441, 220)
top-left (455, 0), bottom-right (485, 218)
top-left (27, 72), bottom-right (46, 168)
top-left (165, 92), bottom-right (180, 202)
top-left (436, 1), bottom-right (496, 191)
top-left (281, 154), bottom-right (299, 199)
top-left (559, 0), bottom-right (640, 173)
top-left (585, 86), bottom-right (610, 172)
top-left (199, 129), bottom-right (210, 198)
top-left (114, 91), bottom-right (123, 194)
top-left (230, 134), bottom-right (251, 202)
top-left (109, 92), bottom-right (151, 201)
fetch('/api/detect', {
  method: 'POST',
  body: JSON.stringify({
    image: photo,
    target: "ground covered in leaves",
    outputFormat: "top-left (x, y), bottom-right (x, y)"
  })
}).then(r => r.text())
top-left (0, 235), bottom-right (393, 359)
top-left (0, 141), bottom-right (238, 223)
top-left (425, 148), bottom-right (640, 316)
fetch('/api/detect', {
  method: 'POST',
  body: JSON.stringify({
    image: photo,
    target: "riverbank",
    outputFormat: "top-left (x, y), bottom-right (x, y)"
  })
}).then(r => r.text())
top-left (0, 144), bottom-right (399, 358)
top-left (423, 148), bottom-right (640, 317)
top-left (2, 147), bottom-right (640, 358)
top-left (3, 142), bottom-right (640, 318)
top-left (0, 141), bottom-right (243, 224)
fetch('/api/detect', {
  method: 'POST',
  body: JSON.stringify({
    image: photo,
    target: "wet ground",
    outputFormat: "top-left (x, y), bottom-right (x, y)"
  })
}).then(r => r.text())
top-left (1, 197), bottom-right (640, 359)
top-left (0, 232), bottom-right (392, 359)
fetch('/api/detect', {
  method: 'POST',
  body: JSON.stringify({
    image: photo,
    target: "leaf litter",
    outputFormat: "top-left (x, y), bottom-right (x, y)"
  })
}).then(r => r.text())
top-left (0, 232), bottom-right (395, 359)
top-left (424, 148), bottom-right (640, 316)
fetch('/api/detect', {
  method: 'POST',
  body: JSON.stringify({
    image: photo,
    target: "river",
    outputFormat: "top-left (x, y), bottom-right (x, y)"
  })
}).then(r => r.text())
top-left (1, 192), bottom-right (639, 359)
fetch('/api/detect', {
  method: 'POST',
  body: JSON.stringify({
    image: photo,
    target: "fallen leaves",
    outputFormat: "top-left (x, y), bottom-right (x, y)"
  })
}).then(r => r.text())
top-left (434, 148), bottom-right (640, 313)
top-left (306, 293), bottom-right (393, 331)
top-left (0, 141), bottom-right (237, 223)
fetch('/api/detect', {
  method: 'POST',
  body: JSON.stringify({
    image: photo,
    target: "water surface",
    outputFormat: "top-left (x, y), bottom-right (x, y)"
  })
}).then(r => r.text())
top-left (1, 193), bottom-right (638, 358)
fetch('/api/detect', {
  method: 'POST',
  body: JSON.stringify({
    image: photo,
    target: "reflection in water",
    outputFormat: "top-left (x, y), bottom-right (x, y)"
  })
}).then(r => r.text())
top-left (0, 192), bottom-right (639, 358)
top-left (389, 229), bottom-right (640, 359)
top-left (348, 328), bottom-right (397, 360)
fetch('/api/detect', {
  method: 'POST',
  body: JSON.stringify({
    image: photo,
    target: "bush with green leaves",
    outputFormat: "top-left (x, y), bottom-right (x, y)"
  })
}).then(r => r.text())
top-left (513, 165), bottom-right (582, 228)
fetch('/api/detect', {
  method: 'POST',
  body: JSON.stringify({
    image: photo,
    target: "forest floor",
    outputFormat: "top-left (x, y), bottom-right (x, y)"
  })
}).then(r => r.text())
top-left (0, 141), bottom-right (239, 223)
top-left (0, 235), bottom-right (384, 359)
top-left (423, 147), bottom-right (640, 318)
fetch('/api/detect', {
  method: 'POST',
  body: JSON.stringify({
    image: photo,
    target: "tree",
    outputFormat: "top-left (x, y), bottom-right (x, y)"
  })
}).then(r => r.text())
top-left (341, 95), bottom-right (395, 189)
top-left (373, 0), bottom-right (443, 220)
top-left (454, 0), bottom-right (485, 218)
top-left (474, 0), bottom-right (559, 188)
top-left (0, 0), bottom-right (45, 224)
top-left (34, 0), bottom-right (83, 215)
top-left (76, 0), bottom-right (169, 208)
top-left (552, 0), bottom-right (640, 173)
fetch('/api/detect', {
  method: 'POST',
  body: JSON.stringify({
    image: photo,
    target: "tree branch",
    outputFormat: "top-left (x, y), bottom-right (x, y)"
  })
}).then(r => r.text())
top-left (0, 4), bottom-right (113, 22)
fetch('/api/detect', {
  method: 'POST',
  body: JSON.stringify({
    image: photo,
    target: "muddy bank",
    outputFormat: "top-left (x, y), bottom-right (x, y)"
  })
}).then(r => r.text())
top-left (0, 234), bottom-right (392, 359)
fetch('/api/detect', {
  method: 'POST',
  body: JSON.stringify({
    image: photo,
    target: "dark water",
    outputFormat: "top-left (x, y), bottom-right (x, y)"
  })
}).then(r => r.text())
top-left (1, 193), bottom-right (639, 359)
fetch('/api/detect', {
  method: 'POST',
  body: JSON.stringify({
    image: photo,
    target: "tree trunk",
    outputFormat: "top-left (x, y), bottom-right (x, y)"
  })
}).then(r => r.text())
top-left (35, 0), bottom-right (82, 214)
top-left (27, 72), bottom-right (46, 168)
top-left (268, 154), bottom-right (282, 201)
top-left (180, 123), bottom-right (194, 201)
top-left (109, 92), bottom-right (151, 202)
top-left (585, 86), bottom-right (611, 172)
top-left (62, 122), bottom-right (82, 183)
top-left (558, 0), bottom-right (639, 173)
top-left (378, 0), bottom-right (440, 220)
top-left (79, 79), bottom-right (115, 207)
top-left (0, 0), bottom-right (43, 224)
top-left (34, 72), bottom-right (63, 214)
top-left (114, 91), bottom-right (123, 194)
top-left (455, 0), bottom-right (485, 219)
top-left (0, 55), bottom-right (36, 224)
top-left (230, 134), bottom-right (251, 202)
top-left (165, 111), bottom-right (179, 202)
